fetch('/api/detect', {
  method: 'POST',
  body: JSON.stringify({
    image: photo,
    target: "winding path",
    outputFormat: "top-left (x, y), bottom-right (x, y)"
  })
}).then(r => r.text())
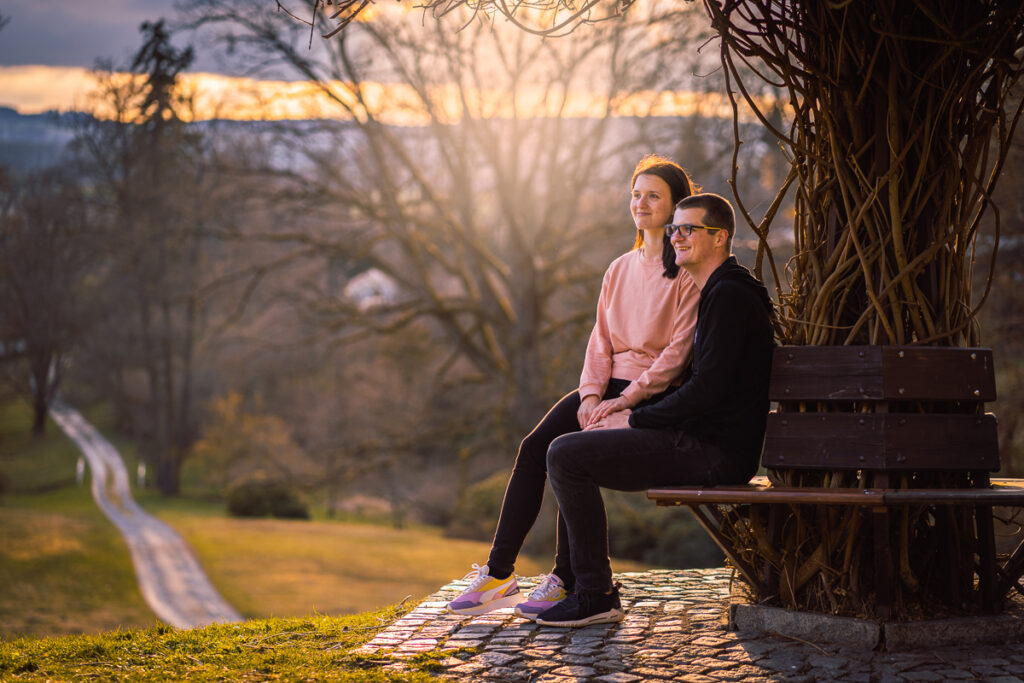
top-left (50, 399), bottom-right (241, 629)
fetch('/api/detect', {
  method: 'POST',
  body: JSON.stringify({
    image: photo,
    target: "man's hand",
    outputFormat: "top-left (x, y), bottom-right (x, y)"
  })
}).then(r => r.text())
top-left (583, 409), bottom-right (632, 431)
top-left (577, 394), bottom-right (601, 428)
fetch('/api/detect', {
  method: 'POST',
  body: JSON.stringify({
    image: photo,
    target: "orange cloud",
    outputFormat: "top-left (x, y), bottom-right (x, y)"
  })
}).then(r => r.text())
top-left (0, 65), bottom-right (767, 124)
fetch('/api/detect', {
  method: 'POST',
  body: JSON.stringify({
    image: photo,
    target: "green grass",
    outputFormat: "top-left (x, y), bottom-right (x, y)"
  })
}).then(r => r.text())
top-left (0, 606), bottom-right (444, 682)
top-left (0, 487), bottom-right (158, 640)
top-left (0, 402), bottom-right (81, 494)
top-left (0, 400), bottom-right (158, 639)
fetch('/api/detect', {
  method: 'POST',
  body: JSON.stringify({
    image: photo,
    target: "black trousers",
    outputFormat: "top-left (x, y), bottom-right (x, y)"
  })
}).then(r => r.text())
top-left (486, 379), bottom-right (668, 586)
top-left (546, 426), bottom-right (755, 593)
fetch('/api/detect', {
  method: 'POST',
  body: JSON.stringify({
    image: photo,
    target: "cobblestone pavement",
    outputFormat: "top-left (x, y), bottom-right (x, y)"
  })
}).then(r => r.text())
top-left (354, 568), bottom-right (1024, 681)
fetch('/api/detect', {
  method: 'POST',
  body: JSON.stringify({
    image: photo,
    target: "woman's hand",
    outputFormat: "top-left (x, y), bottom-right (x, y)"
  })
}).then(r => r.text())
top-left (577, 395), bottom-right (601, 428)
top-left (583, 409), bottom-right (632, 431)
top-left (588, 396), bottom-right (631, 425)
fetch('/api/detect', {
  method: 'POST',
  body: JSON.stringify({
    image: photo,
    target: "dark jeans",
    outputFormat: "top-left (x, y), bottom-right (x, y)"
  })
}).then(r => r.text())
top-left (487, 379), bottom-right (668, 587)
top-left (546, 427), bottom-right (755, 593)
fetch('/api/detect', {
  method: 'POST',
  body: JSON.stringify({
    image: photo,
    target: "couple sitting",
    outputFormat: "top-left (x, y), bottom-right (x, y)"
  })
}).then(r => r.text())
top-left (448, 155), bottom-right (775, 627)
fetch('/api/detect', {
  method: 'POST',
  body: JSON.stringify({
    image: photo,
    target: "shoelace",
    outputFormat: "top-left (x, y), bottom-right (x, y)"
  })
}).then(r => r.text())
top-left (528, 574), bottom-right (562, 601)
top-left (461, 563), bottom-right (492, 592)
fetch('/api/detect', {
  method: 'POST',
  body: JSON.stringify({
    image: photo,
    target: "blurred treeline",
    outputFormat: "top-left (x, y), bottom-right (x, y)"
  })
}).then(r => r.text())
top-left (1, 2), bottom-right (1022, 568)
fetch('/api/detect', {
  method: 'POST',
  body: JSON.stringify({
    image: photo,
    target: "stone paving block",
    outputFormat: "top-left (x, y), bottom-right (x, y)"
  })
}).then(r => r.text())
top-left (593, 672), bottom-right (642, 683)
top-left (986, 678), bottom-right (1024, 683)
top-left (554, 654), bottom-right (598, 666)
top-left (807, 654), bottom-right (849, 671)
top-left (926, 671), bottom-right (975, 680)
top-left (836, 674), bottom-right (871, 683)
top-left (479, 665), bottom-right (533, 681)
top-left (690, 656), bottom-right (737, 671)
top-left (896, 673), bottom-right (949, 683)
top-left (534, 632), bottom-right (571, 642)
top-left (691, 636), bottom-right (730, 647)
top-left (674, 674), bottom-right (717, 683)
top-left (600, 643), bottom-right (639, 658)
top-left (971, 666), bottom-right (1009, 677)
top-left (473, 651), bottom-right (522, 666)
top-left (549, 665), bottom-right (599, 677)
top-left (441, 640), bottom-right (483, 650)
top-left (633, 647), bottom-right (674, 659)
top-left (706, 663), bottom-right (775, 680)
top-left (622, 665), bottom-right (676, 679)
top-left (756, 654), bottom-right (808, 674)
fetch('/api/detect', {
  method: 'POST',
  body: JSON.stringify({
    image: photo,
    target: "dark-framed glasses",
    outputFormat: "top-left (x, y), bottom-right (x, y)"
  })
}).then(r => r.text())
top-left (664, 223), bottom-right (725, 238)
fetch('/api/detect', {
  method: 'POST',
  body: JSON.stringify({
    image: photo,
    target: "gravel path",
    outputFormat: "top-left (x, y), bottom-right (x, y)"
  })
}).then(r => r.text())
top-left (50, 400), bottom-right (241, 629)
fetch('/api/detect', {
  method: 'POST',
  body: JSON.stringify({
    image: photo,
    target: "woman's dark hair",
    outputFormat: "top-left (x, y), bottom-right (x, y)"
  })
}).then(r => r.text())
top-left (629, 154), bottom-right (698, 278)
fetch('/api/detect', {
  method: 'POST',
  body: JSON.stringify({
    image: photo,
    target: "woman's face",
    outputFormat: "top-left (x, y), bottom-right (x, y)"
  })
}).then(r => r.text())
top-left (630, 173), bottom-right (674, 233)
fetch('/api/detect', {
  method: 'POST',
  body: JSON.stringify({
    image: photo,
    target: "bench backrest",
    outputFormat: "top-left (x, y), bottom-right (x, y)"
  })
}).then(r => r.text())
top-left (762, 346), bottom-right (999, 472)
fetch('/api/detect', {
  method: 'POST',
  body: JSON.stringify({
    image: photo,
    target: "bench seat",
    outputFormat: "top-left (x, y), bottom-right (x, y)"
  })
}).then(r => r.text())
top-left (648, 476), bottom-right (1024, 507)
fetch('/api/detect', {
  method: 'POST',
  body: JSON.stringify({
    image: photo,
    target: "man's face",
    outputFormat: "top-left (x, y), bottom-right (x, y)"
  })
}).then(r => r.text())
top-left (669, 207), bottom-right (725, 268)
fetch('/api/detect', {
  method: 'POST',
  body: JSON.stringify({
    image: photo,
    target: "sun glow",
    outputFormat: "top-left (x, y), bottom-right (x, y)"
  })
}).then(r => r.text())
top-left (0, 65), bottom-right (760, 124)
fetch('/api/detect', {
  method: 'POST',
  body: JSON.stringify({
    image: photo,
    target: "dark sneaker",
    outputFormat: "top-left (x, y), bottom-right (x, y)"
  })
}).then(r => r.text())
top-left (535, 582), bottom-right (624, 627)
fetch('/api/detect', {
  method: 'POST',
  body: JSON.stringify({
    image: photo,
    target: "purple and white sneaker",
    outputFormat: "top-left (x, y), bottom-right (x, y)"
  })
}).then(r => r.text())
top-left (447, 564), bottom-right (524, 615)
top-left (514, 573), bottom-right (567, 620)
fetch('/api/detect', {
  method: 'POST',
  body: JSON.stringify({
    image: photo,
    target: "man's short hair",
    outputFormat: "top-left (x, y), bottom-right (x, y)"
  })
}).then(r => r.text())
top-left (675, 193), bottom-right (735, 239)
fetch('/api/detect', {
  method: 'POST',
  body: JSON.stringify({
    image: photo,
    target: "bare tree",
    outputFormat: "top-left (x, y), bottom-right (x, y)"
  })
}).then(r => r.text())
top-left (69, 21), bottom-right (235, 494)
top-left (184, 0), bottom-right (714, 451)
top-left (0, 167), bottom-right (97, 435)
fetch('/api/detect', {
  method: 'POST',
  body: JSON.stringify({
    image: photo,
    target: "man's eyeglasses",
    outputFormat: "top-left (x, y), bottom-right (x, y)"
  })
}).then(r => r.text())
top-left (664, 223), bottom-right (725, 238)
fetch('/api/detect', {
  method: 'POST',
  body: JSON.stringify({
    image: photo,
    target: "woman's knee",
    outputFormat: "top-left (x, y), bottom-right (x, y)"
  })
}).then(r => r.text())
top-left (514, 431), bottom-right (551, 472)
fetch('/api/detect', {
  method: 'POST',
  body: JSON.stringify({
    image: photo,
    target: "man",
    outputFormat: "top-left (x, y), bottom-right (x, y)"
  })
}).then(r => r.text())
top-left (535, 192), bottom-right (775, 627)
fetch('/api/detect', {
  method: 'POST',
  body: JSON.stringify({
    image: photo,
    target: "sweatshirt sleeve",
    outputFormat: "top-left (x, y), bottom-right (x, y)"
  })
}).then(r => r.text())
top-left (578, 267), bottom-right (614, 400)
top-left (619, 276), bottom-right (699, 406)
top-left (629, 282), bottom-right (757, 427)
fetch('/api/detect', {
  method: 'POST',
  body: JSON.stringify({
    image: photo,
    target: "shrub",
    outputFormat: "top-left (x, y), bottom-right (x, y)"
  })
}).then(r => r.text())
top-left (226, 481), bottom-right (310, 520)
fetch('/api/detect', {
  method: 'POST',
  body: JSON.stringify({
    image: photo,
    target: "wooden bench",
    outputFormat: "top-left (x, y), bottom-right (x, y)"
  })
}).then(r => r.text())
top-left (647, 346), bottom-right (1024, 619)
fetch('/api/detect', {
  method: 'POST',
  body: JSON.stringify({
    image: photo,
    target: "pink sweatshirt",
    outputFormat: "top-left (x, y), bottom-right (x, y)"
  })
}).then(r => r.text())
top-left (579, 249), bottom-right (700, 406)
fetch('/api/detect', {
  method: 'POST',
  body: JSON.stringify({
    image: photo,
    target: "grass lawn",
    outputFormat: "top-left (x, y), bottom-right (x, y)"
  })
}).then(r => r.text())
top-left (0, 607), bottom-right (441, 682)
top-left (0, 487), bottom-right (159, 640)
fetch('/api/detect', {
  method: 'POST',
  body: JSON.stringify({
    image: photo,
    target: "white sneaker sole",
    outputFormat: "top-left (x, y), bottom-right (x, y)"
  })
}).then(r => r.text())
top-left (447, 593), bottom-right (525, 616)
top-left (536, 607), bottom-right (625, 627)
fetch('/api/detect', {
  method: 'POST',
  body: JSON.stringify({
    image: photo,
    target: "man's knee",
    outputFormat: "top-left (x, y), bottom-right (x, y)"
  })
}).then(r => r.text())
top-left (546, 434), bottom-right (584, 477)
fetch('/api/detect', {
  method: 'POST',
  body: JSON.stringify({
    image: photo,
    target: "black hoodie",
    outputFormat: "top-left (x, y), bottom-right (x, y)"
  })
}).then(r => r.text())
top-left (629, 256), bottom-right (775, 479)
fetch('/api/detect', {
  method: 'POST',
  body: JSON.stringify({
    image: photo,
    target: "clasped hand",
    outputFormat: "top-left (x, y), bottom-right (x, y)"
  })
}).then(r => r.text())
top-left (577, 395), bottom-right (632, 431)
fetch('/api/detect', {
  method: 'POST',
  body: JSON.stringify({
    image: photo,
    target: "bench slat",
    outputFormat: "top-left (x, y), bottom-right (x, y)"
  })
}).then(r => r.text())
top-left (769, 346), bottom-right (996, 402)
top-left (763, 413), bottom-right (1000, 471)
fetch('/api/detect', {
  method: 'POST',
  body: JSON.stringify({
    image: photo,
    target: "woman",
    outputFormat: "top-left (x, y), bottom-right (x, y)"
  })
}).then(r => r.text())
top-left (448, 154), bottom-right (700, 619)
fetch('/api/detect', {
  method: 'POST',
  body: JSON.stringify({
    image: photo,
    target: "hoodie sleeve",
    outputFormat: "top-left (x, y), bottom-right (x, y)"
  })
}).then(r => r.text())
top-left (578, 267), bottom-right (615, 400)
top-left (629, 280), bottom-right (762, 427)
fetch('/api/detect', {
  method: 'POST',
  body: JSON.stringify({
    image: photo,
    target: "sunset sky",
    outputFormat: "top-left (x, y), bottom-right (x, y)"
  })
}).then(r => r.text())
top-left (0, 0), bottom-right (743, 123)
top-left (0, 0), bottom-right (232, 115)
